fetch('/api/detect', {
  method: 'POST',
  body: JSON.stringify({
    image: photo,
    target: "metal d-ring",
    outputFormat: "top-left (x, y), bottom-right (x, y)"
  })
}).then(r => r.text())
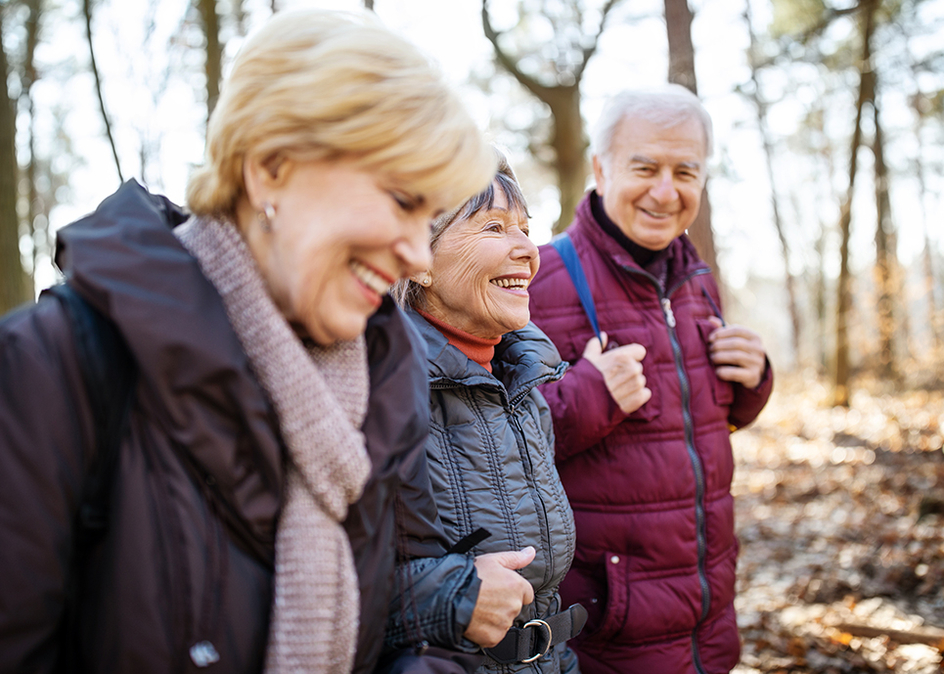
top-left (520, 618), bottom-right (553, 663)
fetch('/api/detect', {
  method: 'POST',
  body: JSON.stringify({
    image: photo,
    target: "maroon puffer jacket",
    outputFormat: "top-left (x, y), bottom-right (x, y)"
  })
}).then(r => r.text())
top-left (528, 193), bottom-right (773, 674)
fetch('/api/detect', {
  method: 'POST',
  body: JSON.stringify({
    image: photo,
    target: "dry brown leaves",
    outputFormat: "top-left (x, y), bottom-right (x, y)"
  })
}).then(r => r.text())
top-left (731, 373), bottom-right (944, 673)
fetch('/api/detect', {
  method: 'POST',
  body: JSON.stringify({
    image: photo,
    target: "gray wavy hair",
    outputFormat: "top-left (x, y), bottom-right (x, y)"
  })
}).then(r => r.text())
top-left (393, 148), bottom-right (529, 310)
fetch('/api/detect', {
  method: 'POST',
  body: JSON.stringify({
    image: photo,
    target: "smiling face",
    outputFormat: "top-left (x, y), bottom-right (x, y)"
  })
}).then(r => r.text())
top-left (241, 158), bottom-right (440, 346)
top-left (422, 183), bottom-right (538, 340)
top-left (593, 114), bottom-right (708, 251)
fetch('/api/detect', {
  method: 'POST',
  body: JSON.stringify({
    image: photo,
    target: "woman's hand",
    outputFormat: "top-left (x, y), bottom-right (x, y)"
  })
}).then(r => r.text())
top-left (582, 333), bottom-right (651, 414)
top-left (464, 547), bottom-right (536, 647)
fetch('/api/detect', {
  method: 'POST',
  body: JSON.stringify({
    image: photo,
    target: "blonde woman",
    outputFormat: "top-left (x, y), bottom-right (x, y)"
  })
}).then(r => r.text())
top-left (0, 9), bottom-right (494, 674)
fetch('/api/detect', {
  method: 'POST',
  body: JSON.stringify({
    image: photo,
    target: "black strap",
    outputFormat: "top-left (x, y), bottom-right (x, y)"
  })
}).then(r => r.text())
top-left (551, 234), bottom-right (602, 343)
top-left (45, 284), bottom-right (137, 541)
top-left (483, 603), bottom-right (588, 665)
top-left (43, 284), bottom-right (137, 673)
top-left (446, 527), bottom-right (491, 555)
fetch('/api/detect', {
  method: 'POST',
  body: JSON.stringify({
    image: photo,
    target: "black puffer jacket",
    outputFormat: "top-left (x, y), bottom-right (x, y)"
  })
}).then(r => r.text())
top-left (388, 311), bottom-right (579, 674)
top-left (0, 180), bottom-right (451, 674)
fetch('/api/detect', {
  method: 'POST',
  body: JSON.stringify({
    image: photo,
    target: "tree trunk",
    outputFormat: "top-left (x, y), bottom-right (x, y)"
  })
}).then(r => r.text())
top-left (197, 0), bottom-right (222, 122)
top-left (664, 0), bottom-right (697, 93)
top-left (834, 0), bottom-right (877, 407)
top-left (871, 99), bottom-right (900, 378)
top-left (744, 2), bottom-right (801, 366)
top-left (814, 224), bottom-right (828, 375)
top-left (663, 0), bottom-right (721, 290)
top-left (24, 0), bottom-right (47, 280)
top-left (548, 86), bottom-right (588, 235)
top-left (83, 0), bottom-right (123, 184)
top-left (0, 8), bottom-right (32, 312)
top-left (915, 129), bottom-right (940, 345)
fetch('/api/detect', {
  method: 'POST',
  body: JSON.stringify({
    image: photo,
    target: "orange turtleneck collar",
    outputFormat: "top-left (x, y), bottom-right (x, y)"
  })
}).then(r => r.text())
top-left (417, 309), bottom-right (501, 373)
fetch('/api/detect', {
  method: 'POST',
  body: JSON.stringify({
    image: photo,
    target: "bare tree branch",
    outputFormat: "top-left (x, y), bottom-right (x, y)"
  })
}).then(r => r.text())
top-left (83, 0), bottom-right (123, 183)
top-left (573, 0), bottom-right (621, 81)
top-left (481, 1), bottom-right (552, 101)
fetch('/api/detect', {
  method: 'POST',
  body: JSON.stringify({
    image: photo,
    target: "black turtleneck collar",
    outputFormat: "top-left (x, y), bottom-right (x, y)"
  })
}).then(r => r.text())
top-left (590, 190), bottom-right (673, 267)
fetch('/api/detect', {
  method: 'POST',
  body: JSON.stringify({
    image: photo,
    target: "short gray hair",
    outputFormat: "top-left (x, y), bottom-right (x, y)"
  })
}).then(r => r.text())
top-left (393, 148), bottom-right (529, 310)
top-left (591, 84), bottom-right (713, 166)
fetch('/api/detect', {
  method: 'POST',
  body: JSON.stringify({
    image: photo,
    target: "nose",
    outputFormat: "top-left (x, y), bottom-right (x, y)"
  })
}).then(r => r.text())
top-left (649, 170), bottom-right (678, 203)
top-left (394, 225), bottom-right (432, 278)
top-left (512, 228), bottom-right (538, 262)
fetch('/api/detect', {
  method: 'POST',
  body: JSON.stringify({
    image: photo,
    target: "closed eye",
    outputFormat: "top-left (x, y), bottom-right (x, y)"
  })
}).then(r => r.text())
top-left (389, 190), bottom-right (423, 213)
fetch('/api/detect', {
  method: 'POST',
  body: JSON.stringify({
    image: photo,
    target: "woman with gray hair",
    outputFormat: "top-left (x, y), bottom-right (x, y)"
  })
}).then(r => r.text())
top-left (0, 9), bottom-right (494, 674)
top-left (388, 152), bottom-right (585, 673)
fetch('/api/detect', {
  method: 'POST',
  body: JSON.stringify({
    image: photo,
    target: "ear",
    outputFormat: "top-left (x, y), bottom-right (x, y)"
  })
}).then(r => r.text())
top-left (592, 155), bottom-right (607, 197)
top-left (243, 155), bottom-right (294, 211)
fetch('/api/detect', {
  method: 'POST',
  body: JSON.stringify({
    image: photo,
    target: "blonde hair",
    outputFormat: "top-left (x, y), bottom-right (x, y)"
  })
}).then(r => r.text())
top-left (394, 148), bottom-right (529, 310)
top-left (187, 9), bottom-right (495, 218)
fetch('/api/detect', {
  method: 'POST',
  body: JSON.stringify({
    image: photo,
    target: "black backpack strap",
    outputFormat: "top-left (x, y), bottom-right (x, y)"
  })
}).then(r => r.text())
top-left (551, 233), bottom-right (602, 343)
top-left (44, 284), bottom-right (137, 542)
top-left (44, 284), bottom-right (137, 672)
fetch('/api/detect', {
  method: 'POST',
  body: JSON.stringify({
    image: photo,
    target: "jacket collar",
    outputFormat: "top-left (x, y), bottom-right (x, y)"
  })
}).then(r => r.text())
top-left (570, 191), bottom-right (710, 289)
top-left (406, 308), bottom-right (567, 404)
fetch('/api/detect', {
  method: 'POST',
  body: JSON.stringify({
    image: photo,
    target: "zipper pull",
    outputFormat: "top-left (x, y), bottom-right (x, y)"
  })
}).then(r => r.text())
top-left (661, 298), bottom-right (676, 328)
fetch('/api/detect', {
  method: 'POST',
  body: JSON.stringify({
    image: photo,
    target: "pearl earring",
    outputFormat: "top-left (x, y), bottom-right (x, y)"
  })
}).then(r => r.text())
top-left (420, 272), bottom-right (432, 287)
top-left (258, 202), bottom-right (276, 233)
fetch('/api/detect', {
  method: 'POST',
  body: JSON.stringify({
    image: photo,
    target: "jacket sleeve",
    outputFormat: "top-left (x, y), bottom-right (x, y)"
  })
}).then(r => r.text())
top-left (537, 358), bottom-right (629, 463)
top-left (384, 553), bottom-right (482, 653)
top-left (0, 299), bottom-right (92, 673)
top-left (555, 642), bottom-right (581, 673)
top-left (728, 357), bottom-right (774, 430)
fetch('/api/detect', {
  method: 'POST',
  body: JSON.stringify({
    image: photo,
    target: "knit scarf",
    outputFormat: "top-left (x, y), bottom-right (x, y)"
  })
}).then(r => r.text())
top-left (175, 216), bottom-right (371, 674)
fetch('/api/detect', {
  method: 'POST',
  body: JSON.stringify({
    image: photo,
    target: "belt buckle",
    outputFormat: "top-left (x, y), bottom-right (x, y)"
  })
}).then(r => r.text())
top-left (520, 618), bottom-right (553, 663)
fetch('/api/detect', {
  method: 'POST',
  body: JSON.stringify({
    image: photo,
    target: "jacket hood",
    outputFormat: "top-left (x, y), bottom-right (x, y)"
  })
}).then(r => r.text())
top-left (55, 179), bottom-right (282, 559)
top-left (407, 308), bottom-right (567, 404)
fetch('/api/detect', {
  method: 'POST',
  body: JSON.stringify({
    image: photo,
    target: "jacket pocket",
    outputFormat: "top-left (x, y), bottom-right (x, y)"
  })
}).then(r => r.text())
top-left (596, 552), bottom-right (629, 642)
top-left (696, 319), bottom-right (734, 407)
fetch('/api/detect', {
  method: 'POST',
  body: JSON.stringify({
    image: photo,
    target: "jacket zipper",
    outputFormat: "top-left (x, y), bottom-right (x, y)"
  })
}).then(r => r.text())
top-left (622, 265), bottom-right (712, 674)
top-left (510, 411), bottom-right (554, 592)
top-left (431, 366), bottom-right (567, 602)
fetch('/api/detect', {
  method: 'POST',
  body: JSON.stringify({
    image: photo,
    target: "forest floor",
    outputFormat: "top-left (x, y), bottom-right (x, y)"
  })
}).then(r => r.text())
top-left (731, 372), bottom-right (944, 673)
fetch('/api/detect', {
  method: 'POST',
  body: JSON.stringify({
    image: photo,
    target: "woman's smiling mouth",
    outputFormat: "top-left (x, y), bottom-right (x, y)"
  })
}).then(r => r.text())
top-left (350, 260), bottom-right (393, 296)
top-left (490, 276), bottom-right (530, 290)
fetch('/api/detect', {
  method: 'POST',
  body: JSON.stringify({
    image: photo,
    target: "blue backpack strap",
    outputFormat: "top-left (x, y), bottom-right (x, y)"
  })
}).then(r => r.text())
top-left (551, 233), bottom-right (602, 343)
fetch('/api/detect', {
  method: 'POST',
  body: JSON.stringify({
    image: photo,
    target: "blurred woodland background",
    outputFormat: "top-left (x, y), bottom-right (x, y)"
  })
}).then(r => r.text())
top-left (1, 0), bottom-right (944, 670)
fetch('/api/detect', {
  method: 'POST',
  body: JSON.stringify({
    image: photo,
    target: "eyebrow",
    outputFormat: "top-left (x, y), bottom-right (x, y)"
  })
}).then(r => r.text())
top-left (630, 154), bottom-right (702, 171)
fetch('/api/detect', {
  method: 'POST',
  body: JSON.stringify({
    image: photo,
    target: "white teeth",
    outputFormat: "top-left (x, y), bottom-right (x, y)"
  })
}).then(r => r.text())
top-left (350, 261), bottom-right (391, 295)
top-left (490, 278), bottom-right (530, 289)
